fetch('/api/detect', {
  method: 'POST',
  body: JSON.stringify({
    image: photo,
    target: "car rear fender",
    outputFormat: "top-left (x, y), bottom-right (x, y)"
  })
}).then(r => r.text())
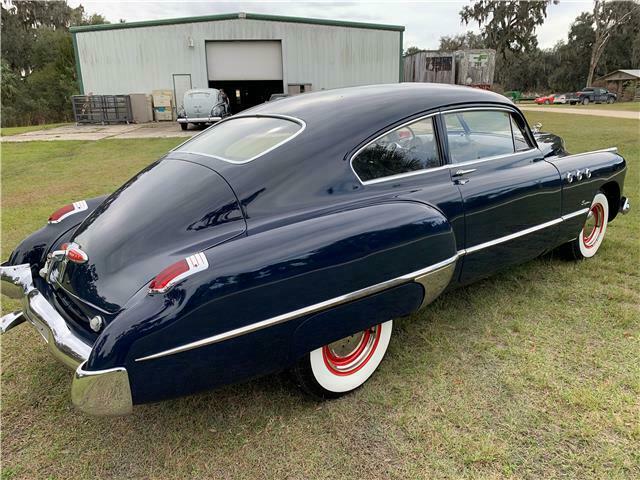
top-left (7, 195), bottom-right (108, 271)
top-left (87, 201), bottom-right (458, 402)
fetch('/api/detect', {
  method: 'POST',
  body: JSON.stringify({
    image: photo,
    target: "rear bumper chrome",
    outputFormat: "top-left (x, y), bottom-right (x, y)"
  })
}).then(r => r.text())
top-left (177, 116), bottom-right (222, 124)
top-left (620, 197), bottom-right (630, 215)
top-left (1, 263), bottom-right (132, 415)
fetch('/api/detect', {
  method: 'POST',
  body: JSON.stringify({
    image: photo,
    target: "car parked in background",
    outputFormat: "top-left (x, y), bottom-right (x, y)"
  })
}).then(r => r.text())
top-left (534, 94), bottom-right (556, 105)
top-left (568, 87), bottom-right (617, 105)
top-left (268, 93), bottom-right (290, 102)
top-left (177, 88), bottom-right (230, 130)
top-left (553, 93), bottom-right (568, 104)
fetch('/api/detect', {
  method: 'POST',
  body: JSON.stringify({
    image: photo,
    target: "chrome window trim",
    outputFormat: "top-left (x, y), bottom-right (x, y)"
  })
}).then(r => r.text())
top-left (174, 114), bottom-right (307, 164)
top-left (135, 207), bottom-right (589, 363)
top-left (351, 106), bottom-right (539, 186)
top-left (349, 112), bottom-right (440, 185)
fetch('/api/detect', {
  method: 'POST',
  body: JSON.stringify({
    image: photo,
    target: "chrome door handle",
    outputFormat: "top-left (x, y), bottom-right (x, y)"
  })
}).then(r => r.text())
top-left (452, 168), bottom-right (477, 177)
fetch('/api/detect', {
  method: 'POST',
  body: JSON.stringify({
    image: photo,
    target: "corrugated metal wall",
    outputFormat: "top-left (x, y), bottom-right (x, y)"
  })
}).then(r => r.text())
top-left (75, 18), bottom-right (401, 95)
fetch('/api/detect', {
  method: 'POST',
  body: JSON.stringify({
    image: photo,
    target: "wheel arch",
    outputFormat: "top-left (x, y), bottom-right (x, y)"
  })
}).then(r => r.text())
top-left (600, 181), bottom-right (621, 221)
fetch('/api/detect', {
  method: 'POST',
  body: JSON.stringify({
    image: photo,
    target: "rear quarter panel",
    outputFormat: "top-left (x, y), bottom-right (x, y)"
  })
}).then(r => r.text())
top-left (87, 201), bottom-right (458, 403)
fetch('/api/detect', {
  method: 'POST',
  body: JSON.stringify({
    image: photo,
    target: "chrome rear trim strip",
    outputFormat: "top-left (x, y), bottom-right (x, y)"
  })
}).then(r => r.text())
top-left (135, 253), bottom-right (461, 362)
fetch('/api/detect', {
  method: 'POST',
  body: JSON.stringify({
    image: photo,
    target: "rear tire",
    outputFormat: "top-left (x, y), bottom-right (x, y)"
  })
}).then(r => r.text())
top-left (582, 97), bottom-right (590, 105)
top-left (544, 99), bottom-right (550, 105)
top-left (292, 320), bottom-right (393, 399)
top-left (180, 123), bottom-right (188, 131)
top-left (559, 192), bottom-right (609, 260)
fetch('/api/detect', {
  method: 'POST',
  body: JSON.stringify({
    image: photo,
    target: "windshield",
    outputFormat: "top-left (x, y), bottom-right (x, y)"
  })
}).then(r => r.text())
top-left (176, 116), bottom-right (303, 163)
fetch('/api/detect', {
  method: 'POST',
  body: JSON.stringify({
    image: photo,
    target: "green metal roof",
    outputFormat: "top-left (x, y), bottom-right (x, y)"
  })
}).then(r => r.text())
top-left (70, 12), bottom-right (405, 33)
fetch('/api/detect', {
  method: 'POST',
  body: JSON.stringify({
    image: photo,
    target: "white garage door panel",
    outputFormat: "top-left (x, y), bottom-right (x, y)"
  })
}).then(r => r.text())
top-left (207, 41), bottom-right (283, 80)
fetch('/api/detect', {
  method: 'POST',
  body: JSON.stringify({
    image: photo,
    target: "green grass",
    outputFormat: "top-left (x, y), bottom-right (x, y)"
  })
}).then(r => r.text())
top-left (1, 115), bottom-right (639, 479)
top-left (0, 123), bottom-right (71, 137)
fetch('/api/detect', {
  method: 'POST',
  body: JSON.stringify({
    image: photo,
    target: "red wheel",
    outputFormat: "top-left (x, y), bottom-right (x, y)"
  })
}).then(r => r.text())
top-left (560, 192), bottom-right (609, 260)
top-left (292, 321), bottom-right (392, 398)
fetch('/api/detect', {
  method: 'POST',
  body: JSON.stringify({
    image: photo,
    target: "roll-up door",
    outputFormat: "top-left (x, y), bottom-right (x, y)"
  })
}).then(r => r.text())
top-left (206, 41), bottom-right (283, 81)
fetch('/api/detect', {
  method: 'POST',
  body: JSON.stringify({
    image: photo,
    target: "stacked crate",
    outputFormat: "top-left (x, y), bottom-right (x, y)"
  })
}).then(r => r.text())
top-left (152, 90), bottom-right (174, 121)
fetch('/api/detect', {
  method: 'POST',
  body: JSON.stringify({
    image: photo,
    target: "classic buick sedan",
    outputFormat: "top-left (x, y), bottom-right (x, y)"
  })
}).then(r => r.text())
top-left (0, 84), bottom-right (630, 415)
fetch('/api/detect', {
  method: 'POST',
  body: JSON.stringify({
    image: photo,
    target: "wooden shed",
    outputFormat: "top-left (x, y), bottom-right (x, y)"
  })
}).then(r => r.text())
top-left (595, 69), bottom-right (640, 101)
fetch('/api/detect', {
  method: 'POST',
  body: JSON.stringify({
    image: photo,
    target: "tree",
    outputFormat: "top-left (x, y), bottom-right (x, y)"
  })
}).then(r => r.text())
top-left (460, 0), bottom-right (552, 59)
top-left (586, 0), bottom-right (639, 85)
top-left (0, 0), bottom-right (109, 126)
top-left (438, 32), bottom-right (485, 51)
top-left (404, 46), bottom-right (422, 56)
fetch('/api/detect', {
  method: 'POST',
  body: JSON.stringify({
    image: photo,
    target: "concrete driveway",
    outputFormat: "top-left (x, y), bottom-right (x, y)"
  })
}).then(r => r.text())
top-left (519, 106), bottom-right (639, 120)
top-left (1, 122), bottom-right (201, 142)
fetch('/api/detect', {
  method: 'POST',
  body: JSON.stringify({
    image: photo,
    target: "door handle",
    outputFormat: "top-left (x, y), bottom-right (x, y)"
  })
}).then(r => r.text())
top-left (452, 168), bottom-right (477, 177)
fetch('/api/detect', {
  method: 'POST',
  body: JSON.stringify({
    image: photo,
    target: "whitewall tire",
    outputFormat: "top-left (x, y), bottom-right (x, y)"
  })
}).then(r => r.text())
top-left (293, 320), bottom-right (393, 398)
top-left (560, 192), bottom-right (609, 260)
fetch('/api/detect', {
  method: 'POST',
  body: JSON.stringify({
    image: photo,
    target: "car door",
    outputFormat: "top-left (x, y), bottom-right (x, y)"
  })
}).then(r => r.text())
top-left (440, 107), bottom-right (562, 283)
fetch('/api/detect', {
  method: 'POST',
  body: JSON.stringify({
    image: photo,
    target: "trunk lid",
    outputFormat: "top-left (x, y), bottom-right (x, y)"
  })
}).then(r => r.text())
top-left (57, 158), bottom-right (245, 313)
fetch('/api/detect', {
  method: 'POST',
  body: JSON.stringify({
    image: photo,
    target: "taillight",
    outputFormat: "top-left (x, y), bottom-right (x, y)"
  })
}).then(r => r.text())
top-left (149, 252), bottom-right (209, 294)
top-left (48, 200), bottom-right (88, 224)
top-left (66, 246), bottom-right (88, 263)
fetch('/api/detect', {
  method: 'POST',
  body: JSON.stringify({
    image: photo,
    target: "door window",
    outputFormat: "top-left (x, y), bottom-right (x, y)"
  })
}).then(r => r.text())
top-left (444, 110), bottom-right (528, 163)
top-left (352, 116), bottom-right (441, 182)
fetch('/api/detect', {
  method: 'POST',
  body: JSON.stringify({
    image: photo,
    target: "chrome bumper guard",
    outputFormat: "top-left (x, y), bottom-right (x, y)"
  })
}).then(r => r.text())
top-left (0, 263), bottom-right (132, 415)
top-left (177, 116), bottom-right (222, 123)
top-left (620, 197), bottom-right (630, 215)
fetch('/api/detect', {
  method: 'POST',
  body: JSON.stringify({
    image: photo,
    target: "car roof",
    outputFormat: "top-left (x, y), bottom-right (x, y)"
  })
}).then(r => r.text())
top-left (186, 88), bottom-right (220, 94)
top-left (247, 83), bottom-right (512, 127)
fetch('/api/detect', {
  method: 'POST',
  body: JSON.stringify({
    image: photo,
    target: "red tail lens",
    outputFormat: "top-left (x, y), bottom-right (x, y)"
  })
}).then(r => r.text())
top-left (149, 252), bottom-right (209, 294)
top-left (66, 247), bottom-right (88, 264)
top-left (49, 204), bottom-right (75, 222)
top-left (149, 260), bottom-right (189, 293)
top-left (48, 200), bottom-right (88, 224)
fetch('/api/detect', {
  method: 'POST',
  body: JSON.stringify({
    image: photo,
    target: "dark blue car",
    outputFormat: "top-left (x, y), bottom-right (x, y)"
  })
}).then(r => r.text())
top-left (0, 84), bottom-right (630, 415)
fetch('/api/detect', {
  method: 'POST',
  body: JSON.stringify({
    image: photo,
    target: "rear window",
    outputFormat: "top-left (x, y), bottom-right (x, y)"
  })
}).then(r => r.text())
top-left (177, 116), bottom-right (303, 163)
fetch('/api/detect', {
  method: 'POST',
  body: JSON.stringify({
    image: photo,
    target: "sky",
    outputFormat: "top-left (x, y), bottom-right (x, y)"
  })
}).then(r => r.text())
top-left (67, 0), bottom-right (595, 50)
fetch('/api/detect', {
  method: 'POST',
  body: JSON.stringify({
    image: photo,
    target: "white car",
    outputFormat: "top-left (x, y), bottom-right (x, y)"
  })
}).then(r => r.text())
top-left (177, 88), bottom-right (229, 130)
top-left (553, 93), bottom-right (568, 104)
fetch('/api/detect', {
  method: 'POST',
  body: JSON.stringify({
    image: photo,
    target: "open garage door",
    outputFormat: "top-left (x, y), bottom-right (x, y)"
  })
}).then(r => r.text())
top-left (206, 41), bottom-right (284, 113)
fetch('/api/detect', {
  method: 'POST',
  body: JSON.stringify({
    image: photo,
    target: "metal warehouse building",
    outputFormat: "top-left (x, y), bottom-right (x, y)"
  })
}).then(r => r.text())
top-left (70, 12), bottom-right (404, 113)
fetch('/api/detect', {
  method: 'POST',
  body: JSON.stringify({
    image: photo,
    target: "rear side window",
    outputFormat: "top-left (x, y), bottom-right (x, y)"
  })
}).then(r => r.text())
top-left (444, 110), bottom-right (529, 164)
top-left (352, 116), bottom-right (441, 182)
top-left (177, 116), bottom-right (303, 163)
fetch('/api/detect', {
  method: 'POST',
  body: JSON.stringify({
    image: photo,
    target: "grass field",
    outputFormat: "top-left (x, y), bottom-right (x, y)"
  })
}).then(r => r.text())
top-left (1, 113), bottom-right (638, 479)
top-left (0, 123), bottom-right (71, 137)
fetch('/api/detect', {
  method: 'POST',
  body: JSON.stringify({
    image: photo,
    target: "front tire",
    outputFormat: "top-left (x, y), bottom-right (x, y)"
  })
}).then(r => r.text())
top-left (292, 320), bottom-right (393, 399)
top-left (560, 192), bottom-right (609, 260)
top-left (180, 123), bottom-right (188, 131)
top-left (544, 99), bottom-right (550, 105)
top-left (607, 97), bottom-right (615, 104)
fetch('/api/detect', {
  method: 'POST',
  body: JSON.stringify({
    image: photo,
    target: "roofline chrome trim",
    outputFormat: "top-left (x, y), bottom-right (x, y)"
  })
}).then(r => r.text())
top-left (350, 105), bottom-right (538, 186)
top-left (174, 114), bottom-right (307, 164)
top-left (135, 207), bottom-right (589, 362)
top-left (135, 253), bottom-right (461, 362)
